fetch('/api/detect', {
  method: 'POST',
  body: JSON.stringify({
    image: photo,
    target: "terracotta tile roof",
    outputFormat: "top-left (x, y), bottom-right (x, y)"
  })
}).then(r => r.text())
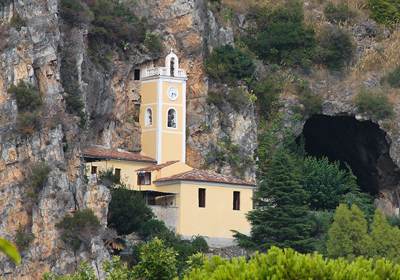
top-left (137, 160), bottom-right (179, 171)
top-left (83, 146), bottom-right (157, 163)
top-left (154, 169), bottom-right (256, 187)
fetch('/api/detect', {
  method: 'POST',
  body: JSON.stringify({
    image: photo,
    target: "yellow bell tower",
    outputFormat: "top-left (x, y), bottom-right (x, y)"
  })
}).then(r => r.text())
top-left (139, 51), bottom-right (187, 164)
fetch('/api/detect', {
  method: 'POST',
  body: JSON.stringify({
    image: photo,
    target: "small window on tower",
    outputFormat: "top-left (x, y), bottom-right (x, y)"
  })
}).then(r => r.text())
top-left (134, 69), bottom-right (140, 80)
top-left (167, 109), bottom-right (177, 128)
top-left (233, 191), bottom-right (240, 210)
top-left (145, 108), bottom-right (153, 126)
top-left (199, 188), bottom-right (206, 208)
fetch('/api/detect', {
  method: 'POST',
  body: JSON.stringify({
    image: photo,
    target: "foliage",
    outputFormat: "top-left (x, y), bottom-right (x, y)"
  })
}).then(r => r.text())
top-left (367, 0), bottom-right (400, 26)
top-left (324, 1), bottom-right (357, 23)
top-left (251, 76), bottom-right (280, 117)
top-left (385, 214), bottom-right (400, 228)
top-left (244, 0), bottom-right (316, 67)
top-left (294, 81), bottom-right (323, 116)
top-left (7, 80), bottom-right (43, 113)
top-left (353, 86), bottom-right (394, 119)
top-left (43, 256), bottom-right (134, 280)
top-left (381, 65), bottom-right (400, 88)
top-left (14, 223), bottom-right (35, 251)
top-left (108, 186), bottom-right (154, 235)
top-left (145, 31), bottom-right (163, 53)
top-left (341, 191), bottom-right (376, 222)
top-left (182, 246), bottom-right (400, 279)
top-left (55, 209), bottom-right (101, 251)
top-left (139, 219), bottom-right (168, 239)
top-left (233, 148), bottom-right (315, 253)
top-left (204, 44), bottom-right (255, 85)
top-left (9, 13), bottom-right (27, 31)
top-left (17, 111), bottom-right (42, 137)
top-left (98, 167), bottom-right (121, 187)
top-left (206, 86), bottom-right (256, 113)
top-left (317, 26), bottom-right (354, 70)
top-left (133, 237), bottom-right (178, 280)
top-left (0, 239), bottom-right (20, 265)
top-left (26, 163), bottom-right (51, 198)
top-left (302, 157), bottom-right (358, 210)
top-left (307, 210), bottom-right (335, 255)
top-left (327, 204), bottom-right (373, 262)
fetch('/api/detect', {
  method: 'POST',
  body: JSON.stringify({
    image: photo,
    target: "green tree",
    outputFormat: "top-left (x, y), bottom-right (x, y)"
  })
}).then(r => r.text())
top-left (108, 186), bottom-right (154, 235)
top-left (302, 157), bottom-right (358, 210)
top-left (327, 204), bottom-right (374, 262)
top-left (370, 209), bottom-right (400, 263)
top-left (233, 148), bottom-right (315, 253)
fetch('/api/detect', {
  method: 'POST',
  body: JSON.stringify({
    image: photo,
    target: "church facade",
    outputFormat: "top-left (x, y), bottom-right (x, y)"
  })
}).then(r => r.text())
top-left (84, 51), bottom-right (255, 247)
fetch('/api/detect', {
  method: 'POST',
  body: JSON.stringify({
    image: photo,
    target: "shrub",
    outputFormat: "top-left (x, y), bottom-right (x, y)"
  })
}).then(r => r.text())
top-left (318, 26), bottom-right (354, 70)
top-left (10, 13), bottom-right (27, 31)
top-left (98, 167), bottom-right (121, 187)
top-left (145, 31), bottom-right (163, 53)
top-left (381, 65), bottom-right (400, 88)
top-left (7, 80), bottom-right (43, 113)
top-left (17, 111), bottom-right (41, 137)
top-left (108, 187), bottom-right (154, 235)
top-left (14, 223), bottom-right (35, 252)
top-left (252, 76), bottom-right (280, 117)
top-left (367, 0), bottom-right (400, 26)
top-left (55, 209), bottom-right (101, 251)
top-left (133, 238), bottom-right (178, 280)
top-left (26, 163), bottom-right (51, 198)
top-left (295, 81), bottom-right (323, 116)
top-left (206, 87), bottom-right (254, 112)
top-left (204, 44), bottom-right (255, 85)
top-left (139, 219), bottom-right (168, 239)
top-left (324, 1), bottom-right (357, 23)
top-left (354, 86), bottom-right (394, 119)
top-left (245, 0), bottom-right (316, 67)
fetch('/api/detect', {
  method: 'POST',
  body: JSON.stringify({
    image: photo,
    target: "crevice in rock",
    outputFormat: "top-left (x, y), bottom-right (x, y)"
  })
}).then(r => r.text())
top-left (297, 114), bottom-right (400, 196)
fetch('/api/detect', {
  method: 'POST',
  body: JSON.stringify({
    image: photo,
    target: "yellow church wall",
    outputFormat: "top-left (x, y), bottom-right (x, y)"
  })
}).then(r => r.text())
top-left (161, 133), bottom-right (183, 162)
top-left (86, 160), bottom-right (154, 190)
top-left (141, 129), bottom-right (157, 159)
top-left (160, 162), bottom-right (192, 178)
top-left (162, 82), bottom-right (183, 104)
top-left (141, 81), bottom-right (158, 104)
top-left (178, 182), bottom-right (253, 239)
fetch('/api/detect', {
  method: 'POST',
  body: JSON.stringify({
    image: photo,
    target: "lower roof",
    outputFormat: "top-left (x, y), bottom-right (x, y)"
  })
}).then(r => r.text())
top-left (83, 146), bottom-right (157, 163)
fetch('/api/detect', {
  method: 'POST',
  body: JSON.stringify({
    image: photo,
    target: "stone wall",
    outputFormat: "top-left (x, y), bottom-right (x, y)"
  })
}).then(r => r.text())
top-left (150, 205), bottom-right (179, 231)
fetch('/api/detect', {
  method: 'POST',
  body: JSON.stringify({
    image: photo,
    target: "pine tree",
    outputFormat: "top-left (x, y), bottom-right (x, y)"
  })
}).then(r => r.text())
top-left (233, 148), bottom-right (315, 253)
top-left (327, 204), bottom-right (373, 262)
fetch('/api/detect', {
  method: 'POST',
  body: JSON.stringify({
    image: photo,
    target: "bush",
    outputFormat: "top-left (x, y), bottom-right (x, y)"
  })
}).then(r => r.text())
top-left (145, 31), bottom-right (163, 53)
top-left (14, 223), bottom-right (35, 251)
top-left (252, 77), bottom-right (280, 117)
top-left (7, 80), bottom-right (43, 113)
top-left (245, 0), bottom-right (316, 67)
top-left (324, 1), bottom-right (357, 23)
top-left (17, 111), bottom-right (41, 137)
top-left (367, 0), bottom-right (400, 26)
top-left (318, 26), bottom-right (354, 70)
top-left (56, 209), bottom-right (101, 251)
top-left (139, 219), bottom-right (168, 239)
top-left (354, 86), bottom-right (394, 119)
top-left (26, 163), bottom-right (51, 198)
top-left (206, 87), bottom-right (254, 112)
top-left (295, 81), bottom-right (323, 116)
top-left (10, 13), bottom-right (27, 31)
top-left (108, 187), bottom-right (154, 235)
top-left (381, 65), bottom-right (400, 88)
top-left (133, 238), bottom-right (178, 280)
top-left (204, 44), bottom-right (255, 85)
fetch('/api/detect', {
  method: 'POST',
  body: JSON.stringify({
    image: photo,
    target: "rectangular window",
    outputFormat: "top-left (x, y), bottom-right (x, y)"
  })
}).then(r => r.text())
top-left (91, 166), bottom-right (97, 175)
top-left (233, 191), bottom-right (240, 210)
top-left (199, 188), bottom-right (206, 208)
top-left (137, 172), bottom-right (151, 185)
top-left (115, 168), bottom-right (121, 181)
top-left (134, 69), bottom-right (140, 80)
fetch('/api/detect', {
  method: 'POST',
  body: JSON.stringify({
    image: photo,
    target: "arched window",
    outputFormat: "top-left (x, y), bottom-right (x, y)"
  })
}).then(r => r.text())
top-left (167, 108), bottom-right (177, 128)
top-left (145, 108), bottom-right (153, 126)
top-left (170, 58), bottom-right (175, 77)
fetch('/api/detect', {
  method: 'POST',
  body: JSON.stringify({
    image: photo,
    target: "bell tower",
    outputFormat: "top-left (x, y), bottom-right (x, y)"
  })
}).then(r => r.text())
top-left (139, 51), bottom-right (187, 164)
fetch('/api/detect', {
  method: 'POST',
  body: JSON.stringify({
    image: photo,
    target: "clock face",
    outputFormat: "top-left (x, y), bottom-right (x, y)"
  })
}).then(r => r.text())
top-left (167, 87), bottom-right (179, 101)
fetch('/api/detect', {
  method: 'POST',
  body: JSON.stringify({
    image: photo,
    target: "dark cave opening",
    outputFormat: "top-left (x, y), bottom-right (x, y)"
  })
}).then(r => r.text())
top-left (297, 114), bottom-right (400, 196)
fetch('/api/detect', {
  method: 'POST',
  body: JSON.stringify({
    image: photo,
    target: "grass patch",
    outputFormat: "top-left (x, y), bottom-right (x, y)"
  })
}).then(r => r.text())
top-left (353, 86), bottom-right (394, 119)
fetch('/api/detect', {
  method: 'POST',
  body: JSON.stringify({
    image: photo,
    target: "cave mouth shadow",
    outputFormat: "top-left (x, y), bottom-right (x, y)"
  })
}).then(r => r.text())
top-left (296, 114), bottom-right (400, 196)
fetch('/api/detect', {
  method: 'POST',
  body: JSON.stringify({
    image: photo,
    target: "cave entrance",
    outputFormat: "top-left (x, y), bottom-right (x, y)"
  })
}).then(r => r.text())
top-left (297, 114), bottom-right (400, 196)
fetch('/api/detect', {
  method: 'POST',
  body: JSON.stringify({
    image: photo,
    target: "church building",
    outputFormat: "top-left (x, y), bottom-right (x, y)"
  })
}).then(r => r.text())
top-left (84, 51), bottom-right (255, 247)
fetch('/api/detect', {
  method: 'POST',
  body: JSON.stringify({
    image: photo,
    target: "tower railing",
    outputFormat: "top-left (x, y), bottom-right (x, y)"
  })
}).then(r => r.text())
top-left (142, 67), bottom-right (187, 78)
